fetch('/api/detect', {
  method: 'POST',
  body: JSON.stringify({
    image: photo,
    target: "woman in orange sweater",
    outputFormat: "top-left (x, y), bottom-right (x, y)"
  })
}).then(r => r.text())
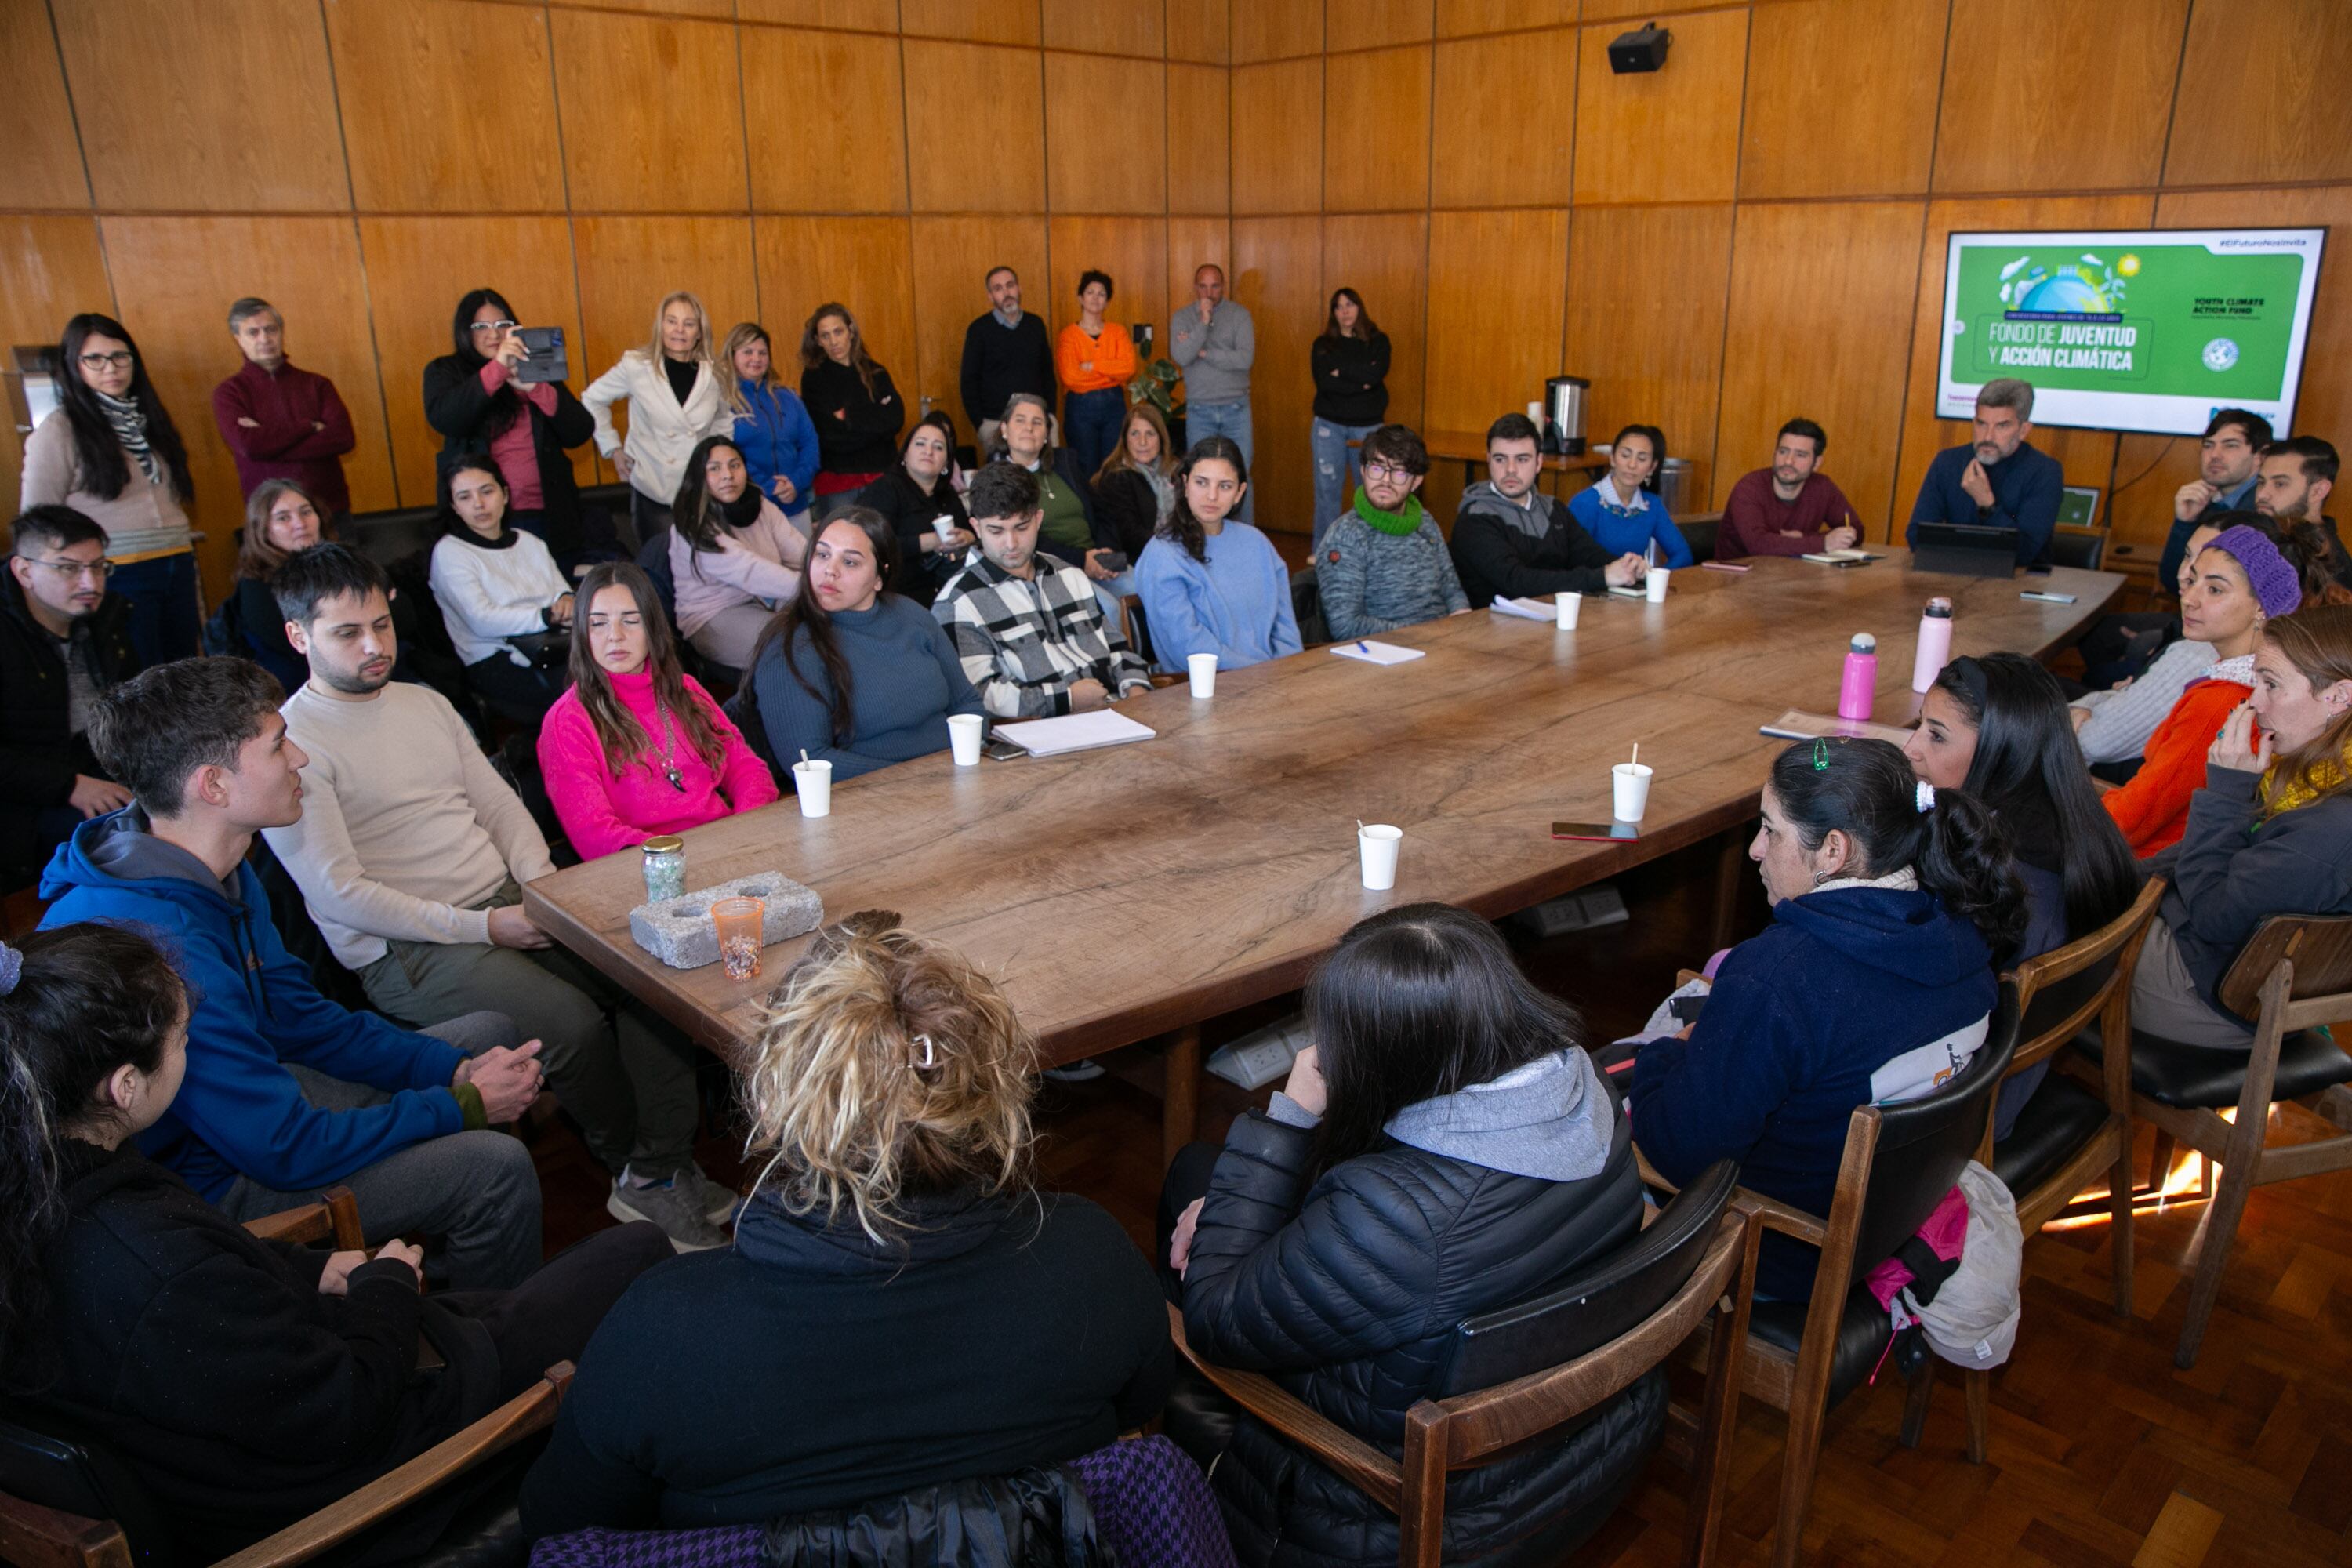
top-left (2104, 523), bottom-right (2307, 855)
top-left (1056, 269), bottom-right (1138, 490)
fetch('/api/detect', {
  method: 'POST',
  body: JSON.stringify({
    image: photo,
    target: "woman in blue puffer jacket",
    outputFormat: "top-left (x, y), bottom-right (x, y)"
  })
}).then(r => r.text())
top-left (720, 321), bottom-right (818, 526)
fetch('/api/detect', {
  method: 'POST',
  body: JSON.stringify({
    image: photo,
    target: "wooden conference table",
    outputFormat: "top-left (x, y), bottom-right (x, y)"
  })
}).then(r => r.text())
top-left (525, 553), bottom-right (2121, 1157)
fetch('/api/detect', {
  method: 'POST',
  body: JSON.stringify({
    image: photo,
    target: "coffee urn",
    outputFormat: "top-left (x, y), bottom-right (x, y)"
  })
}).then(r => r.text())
top-left (1542, 376), bottom-right (1588, 456)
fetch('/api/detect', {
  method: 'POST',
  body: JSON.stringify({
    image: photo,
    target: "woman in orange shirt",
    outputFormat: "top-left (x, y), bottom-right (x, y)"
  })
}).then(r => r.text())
top-left (1055, 270), bottom-right (1138, 489)
top-left (2104, 524), bottom-right (2309, 856)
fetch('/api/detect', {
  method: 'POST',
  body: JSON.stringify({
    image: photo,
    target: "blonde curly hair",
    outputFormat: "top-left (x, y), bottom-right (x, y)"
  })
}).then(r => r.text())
top-left (742, 912), bottom-right (1037, 1243)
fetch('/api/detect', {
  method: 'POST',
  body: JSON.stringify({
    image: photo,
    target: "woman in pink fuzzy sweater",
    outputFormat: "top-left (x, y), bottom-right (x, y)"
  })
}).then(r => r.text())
top-left (538, 562), bottom-right (778, 861)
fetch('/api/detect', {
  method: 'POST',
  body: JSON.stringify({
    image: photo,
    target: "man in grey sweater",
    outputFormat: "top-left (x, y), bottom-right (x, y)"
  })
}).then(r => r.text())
top-left (1170, 263), bottom-right (1257, 521)
top-left (262, 544), bottom-right (731, 1253)
top-left (1316, 424), bottom-right (1469, 641)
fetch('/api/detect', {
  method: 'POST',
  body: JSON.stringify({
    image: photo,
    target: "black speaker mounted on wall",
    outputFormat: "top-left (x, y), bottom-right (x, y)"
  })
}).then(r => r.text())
top-left (1607, 23), bottom-right (1671, 74)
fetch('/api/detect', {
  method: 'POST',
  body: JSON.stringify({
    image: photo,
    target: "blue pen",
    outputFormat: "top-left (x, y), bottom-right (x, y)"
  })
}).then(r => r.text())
top-left (1356, 641), bottom-right (1370, 653)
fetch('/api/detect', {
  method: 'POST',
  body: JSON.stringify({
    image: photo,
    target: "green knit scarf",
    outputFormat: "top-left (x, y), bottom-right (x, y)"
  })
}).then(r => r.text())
top-left (1352, 488), bottom-right (1425, 537)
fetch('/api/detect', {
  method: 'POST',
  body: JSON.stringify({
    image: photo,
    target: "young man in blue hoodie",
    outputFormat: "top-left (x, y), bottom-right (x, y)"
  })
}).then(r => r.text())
top-left (38, 655), bottom-right (550, 1288)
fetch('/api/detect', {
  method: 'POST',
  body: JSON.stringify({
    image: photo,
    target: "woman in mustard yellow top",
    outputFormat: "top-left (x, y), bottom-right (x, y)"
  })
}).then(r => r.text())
top-left (1055, 270), bottom-right (1138, 487)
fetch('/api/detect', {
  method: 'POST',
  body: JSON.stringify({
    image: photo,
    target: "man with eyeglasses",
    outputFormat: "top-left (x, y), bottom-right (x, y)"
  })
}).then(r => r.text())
top-left (1314, 424), bottom-right (1470, 641)
top-left (1448, 412), bottom-right (1647, 609)
top-left (211, 297), bottom-right (357, 517)
top-left (2, 504), bottom-right (141, 878)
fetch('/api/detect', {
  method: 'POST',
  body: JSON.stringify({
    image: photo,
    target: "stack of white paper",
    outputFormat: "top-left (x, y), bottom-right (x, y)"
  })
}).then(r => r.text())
top-left (990, 710), bottom-right (1158, 757)
top-left (1330, 640), bottom-right (1426, 666)
top-left (1491, 595), bottom-right (1558, 622)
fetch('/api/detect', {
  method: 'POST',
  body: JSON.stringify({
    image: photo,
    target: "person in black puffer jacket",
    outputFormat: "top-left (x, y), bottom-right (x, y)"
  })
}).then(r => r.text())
top-left (1163, 903), bottom-right (1661, 1568)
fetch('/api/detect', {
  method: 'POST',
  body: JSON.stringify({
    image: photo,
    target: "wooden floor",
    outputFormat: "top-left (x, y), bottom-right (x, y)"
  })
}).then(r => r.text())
top-left (519, 833), bottom-right (2352, 1567)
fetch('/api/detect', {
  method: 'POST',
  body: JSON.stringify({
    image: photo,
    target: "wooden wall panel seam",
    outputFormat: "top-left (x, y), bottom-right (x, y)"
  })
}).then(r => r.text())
top-left (1700, 6), bottom-right (1755, 503)
top-left (2151, 0), bottom-right (2201, 189)
top-left (35, 1), bottom-right (97, 211)
top-left (310, 0), bottom-right (404, 509)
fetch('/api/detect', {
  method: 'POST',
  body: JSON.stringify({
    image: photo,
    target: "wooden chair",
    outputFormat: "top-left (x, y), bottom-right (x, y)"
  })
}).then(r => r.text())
top-left (1170, 1160), bottom-right (1758, 1568)
top-left (1701, 983), bottom-right (2020, 1568)
top-left (2075, 913), bottom-right (2352, 1367)
top-left (0, 1189), bottom-right (575, 1568)
top-left (1990, 875), bottom-right (2167, 1317)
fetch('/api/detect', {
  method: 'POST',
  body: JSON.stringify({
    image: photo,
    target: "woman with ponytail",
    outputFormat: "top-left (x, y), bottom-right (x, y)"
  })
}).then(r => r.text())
top-left (518, 913), bottom-right (1168, 1535)
top-left (2135, 606), bottom-right (2352, 1048)
top-left (0, 923), bottom-right (668, 1562)
top-left (1634, 739), bottom-right (2026, 1298)
top-left (1907, 652), bottom-right (2143, 1133)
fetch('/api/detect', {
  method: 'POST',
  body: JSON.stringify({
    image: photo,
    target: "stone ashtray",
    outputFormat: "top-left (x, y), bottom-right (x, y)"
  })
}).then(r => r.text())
top-left (630, 873), bottom-right (824, 971)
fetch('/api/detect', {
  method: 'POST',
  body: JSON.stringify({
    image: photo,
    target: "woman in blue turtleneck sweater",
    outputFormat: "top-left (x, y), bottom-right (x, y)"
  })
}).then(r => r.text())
top-left (748, 507), bottom-right (982, 781)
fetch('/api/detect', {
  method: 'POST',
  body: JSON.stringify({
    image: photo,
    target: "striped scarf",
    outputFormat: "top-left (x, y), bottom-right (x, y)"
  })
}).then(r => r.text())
top-left (96, 390), bottom-right (162, 487)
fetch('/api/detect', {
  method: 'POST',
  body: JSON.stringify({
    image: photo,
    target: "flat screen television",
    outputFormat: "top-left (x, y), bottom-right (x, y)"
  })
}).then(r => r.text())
top-left (1935, 227), bottom-right (2327, 437)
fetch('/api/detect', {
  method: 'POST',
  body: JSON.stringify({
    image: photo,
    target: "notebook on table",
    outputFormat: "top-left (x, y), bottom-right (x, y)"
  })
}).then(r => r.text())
top-left (990, 710), bottom-right (1157, 757)
top-left (1800, 549), bottom-right (1886, 566)
top-left (1491, 595), bottom-right (1563, 622)
top-left (1759, 709), bottom-right (1916, 746)
top-left (1331, 640), bottom-right (1425, 666)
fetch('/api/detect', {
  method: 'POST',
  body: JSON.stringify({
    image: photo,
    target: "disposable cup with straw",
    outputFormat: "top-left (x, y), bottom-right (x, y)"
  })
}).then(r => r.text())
top-left (1612, 741), bottom-right (1653, 823)
top-left (793, 747), bottom-right (832, 818)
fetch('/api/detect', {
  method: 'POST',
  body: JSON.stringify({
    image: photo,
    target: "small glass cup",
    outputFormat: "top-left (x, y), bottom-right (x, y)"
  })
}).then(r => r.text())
top-left (712, 897), bottom-right (765, 980)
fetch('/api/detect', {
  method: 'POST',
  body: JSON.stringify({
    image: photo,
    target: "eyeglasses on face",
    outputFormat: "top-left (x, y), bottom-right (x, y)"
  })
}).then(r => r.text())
top-left (77, 351), bottom-right (134, 370)
top-left (1362, 463), bottom-right (1414, 484)
top-left (19, 554), bottom-right (115, 580)
top-left (469, 320), bottom-right (518, 334)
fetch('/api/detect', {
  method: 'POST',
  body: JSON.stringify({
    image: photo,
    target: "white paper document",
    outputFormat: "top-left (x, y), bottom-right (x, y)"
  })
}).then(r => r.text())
top-left (1330, 640), bottom-right (1426, 666)
top-left (991, 710), bottom-right (1158, 757)
top-left (1491, 596), bottom-right (1558, 622)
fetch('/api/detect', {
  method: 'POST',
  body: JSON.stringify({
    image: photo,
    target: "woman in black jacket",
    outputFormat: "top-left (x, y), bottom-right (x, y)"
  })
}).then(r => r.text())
top-left (855, 409), bottom-right (971, 607)
top-left (1164, 903), bottom-right (1658, 1568)
top-left (1090, 401), bottom-right (1178, 564)
top-left (0, 923), bottom-right (668, 1565)
top-left (423, 289), bottom-right (598, 559)
top-left (1308, 288), bottom-right (1391, 549)
top-left (519, 913), bottom-right (1171, 1537)
top-left (800, 302), bottom-right (906, 524)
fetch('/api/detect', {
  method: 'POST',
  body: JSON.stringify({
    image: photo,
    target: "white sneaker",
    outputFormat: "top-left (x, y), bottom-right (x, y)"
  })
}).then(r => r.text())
top-left (1043, 1058), bottom-right (1107, 1083)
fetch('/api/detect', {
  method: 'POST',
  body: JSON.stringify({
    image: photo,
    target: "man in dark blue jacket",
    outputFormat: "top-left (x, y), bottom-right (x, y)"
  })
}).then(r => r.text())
top-left (38, 655), bottom-right (548, 1287)
top-left (1906, 376), bottom-right (2065, 567)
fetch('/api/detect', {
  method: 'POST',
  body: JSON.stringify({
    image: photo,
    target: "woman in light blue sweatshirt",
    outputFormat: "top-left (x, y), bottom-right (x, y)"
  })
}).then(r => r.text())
top-left (1134, 437), bottom-right (1301, 673)
top-left (747, 508), bottom-right (982, 781)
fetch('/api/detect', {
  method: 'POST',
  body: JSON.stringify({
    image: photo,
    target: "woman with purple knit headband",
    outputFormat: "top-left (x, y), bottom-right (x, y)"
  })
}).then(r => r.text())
top-left (2103, 524), bottom-right (2311, 857)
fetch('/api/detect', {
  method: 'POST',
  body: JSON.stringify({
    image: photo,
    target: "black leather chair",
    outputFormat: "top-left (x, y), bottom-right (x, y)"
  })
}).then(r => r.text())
top-left (2048, 527), bottom-right (2107, 570)
top-left (1676, 513), bottom-right (1721, 564)
top-left (1171, 1161), bottom-right (1757, 1568)
top-left (0, 1192), bottom-right (568, 1568)
top-left (1682, 983), bottom-right (2020, 1568)
top-left (2074, 913), bottom-right (2352, 1367)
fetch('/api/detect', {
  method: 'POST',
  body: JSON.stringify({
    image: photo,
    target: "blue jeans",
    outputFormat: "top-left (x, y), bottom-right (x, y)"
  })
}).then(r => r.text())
top-left (1063, 389), bottom-right (1126, 492)
top-left (1311, 419), bottom-right (1378, 551)
top-left (112, 550), bottom-right (201, 666)
top-left (1187, 397), bottom-right (1254, 524)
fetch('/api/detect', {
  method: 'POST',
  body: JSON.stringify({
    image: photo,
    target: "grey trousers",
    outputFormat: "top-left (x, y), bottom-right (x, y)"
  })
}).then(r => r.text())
top-left (216, 1011), bottom-right (544, 1290)
top-left (356, 888), bottom-right (702, 1181)
top-left (2129, 916), bottom-right (2257, 1049)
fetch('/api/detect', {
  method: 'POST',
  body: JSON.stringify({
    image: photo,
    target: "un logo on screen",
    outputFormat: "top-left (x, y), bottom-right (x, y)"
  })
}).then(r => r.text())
top-left (2202, 338), bottom-right (2241, 372)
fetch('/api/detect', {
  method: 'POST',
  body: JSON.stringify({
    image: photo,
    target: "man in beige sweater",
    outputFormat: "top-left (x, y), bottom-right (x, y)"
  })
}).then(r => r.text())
top-left (263, 544), bottom-right (731, 1251)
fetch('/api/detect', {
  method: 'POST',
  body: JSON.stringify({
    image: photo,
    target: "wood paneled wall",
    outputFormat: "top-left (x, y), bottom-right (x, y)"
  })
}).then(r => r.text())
top-left (1230, 0), bottom-right (2352, 575)
top-left (0, 0), bottom-right (1231, 598)
top-left (10, 0), bottom-right (2352, 585)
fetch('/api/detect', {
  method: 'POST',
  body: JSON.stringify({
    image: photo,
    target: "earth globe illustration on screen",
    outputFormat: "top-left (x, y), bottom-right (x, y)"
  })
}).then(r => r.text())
top-left (1997, 252), bottom-right (2132, 314)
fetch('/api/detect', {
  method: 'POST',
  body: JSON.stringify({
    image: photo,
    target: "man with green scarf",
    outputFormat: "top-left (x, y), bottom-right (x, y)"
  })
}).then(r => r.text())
top-left (1316, 423), bottom-right (1469, 641)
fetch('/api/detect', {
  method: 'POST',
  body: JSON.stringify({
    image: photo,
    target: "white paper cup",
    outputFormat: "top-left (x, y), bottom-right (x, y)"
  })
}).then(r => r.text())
top-left (1555, 591), bottom-right (1581, 629)
top-left (1612, 762), bottom-right (1653, 823)
top-left (947, 713), bottom-right (985, 766)
top-left (1646, 568), bottom-right (1671, 603)
top-left (792, 759), bottom-right (833, 817)
top-left (1188, 652), bottom-right (1218, 699)
top-left (1359, 823), bottom-right (1403, 891)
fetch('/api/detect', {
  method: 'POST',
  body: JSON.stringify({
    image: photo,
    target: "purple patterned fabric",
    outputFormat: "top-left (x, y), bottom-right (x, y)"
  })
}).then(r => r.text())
top-left (528, 1525), bottom-right (764, 1568)
top-left (527, 1436), bottom-right (1236, 1568)
top-left (1069, 1436), bottom-right (1237, 1568)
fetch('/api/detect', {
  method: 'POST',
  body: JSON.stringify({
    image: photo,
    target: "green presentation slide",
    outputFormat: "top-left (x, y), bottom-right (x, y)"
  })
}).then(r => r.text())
top-left (1936, 228), bottom-right (2325, 437)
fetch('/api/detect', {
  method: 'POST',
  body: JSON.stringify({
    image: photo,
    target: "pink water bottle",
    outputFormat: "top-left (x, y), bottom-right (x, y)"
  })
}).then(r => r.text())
top-left (1838, 633), bottom-right (1878, 722)
top-left (1912, 597), bottom-right (1955, 693)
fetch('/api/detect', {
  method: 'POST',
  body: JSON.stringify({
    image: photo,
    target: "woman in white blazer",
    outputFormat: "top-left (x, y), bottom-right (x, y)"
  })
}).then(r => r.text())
top-left (581, 291), bottom-right (735, 541)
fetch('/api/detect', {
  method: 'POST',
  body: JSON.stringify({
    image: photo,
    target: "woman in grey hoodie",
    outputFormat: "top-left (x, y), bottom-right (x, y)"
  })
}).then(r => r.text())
top-left (1160, 902), bottom-right (1657, 1568)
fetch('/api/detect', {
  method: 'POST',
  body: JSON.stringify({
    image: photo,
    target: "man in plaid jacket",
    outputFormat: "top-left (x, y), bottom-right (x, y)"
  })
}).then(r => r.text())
top-left (933, 463), bottom-right (1152, 720)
